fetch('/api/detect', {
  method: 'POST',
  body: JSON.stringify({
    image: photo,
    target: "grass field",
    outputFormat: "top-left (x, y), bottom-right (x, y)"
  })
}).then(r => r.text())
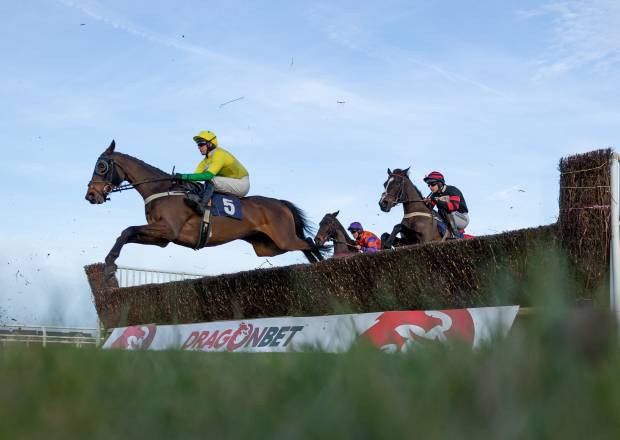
top-left (2, 252), bottom-right (620, 438)
top-left (1, 309), bottom-right (620, 439)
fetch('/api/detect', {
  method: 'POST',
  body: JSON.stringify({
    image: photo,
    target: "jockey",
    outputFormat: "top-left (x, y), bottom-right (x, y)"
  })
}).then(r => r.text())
top-left (174, 130), bottom-right (250, 215)
top-left (347, 222), bottom-right (381, 253)
top-left (423, 171), bottom-right (469, 238)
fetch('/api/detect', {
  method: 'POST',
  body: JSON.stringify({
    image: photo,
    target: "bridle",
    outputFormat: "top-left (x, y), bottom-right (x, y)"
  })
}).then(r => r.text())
top-left (382, 173), bottom-right (428, 206)
top-left (318, 220), bottom-right (358, 250)
top-left (89, 154), bottom-right (173, 198)
top-left (381, 173), bottom-right (436, 227)
top-left (90, 155), bottom-right (124, 197)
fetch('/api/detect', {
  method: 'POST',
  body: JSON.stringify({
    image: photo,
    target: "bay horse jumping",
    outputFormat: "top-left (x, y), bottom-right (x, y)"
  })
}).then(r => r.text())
top-left (314, 211), bottom-right (358, 257)
top-left (378, 167), bottom-right (441, 248)
top-left (85, 141), bottom-right (325, 279)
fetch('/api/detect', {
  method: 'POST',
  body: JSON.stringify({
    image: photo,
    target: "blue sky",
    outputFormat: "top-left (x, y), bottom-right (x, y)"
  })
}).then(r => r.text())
top-left (1, 0), bottom-right (619, 326)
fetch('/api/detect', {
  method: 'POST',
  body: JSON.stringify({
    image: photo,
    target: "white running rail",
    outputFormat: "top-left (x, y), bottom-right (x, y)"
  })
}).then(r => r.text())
top-left (0, 324), bottom-right (99, 347)
top-left (115, 266), bottom-right (206, 288)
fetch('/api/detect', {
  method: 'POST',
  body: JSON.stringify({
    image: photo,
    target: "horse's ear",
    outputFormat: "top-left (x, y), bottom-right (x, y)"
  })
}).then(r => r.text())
top-left (404, 166), bottom-right (410, 176)
top-left (105, 140), bottom-right (116, 154)
top-left (387, 168), bottom-right (392, 175)
top-left (332, 210), bottom-right (339, 217)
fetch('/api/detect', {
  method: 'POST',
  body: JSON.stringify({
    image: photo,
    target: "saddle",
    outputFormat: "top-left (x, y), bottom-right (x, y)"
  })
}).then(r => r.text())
top-left (182, 183), bottom-right (244, 249)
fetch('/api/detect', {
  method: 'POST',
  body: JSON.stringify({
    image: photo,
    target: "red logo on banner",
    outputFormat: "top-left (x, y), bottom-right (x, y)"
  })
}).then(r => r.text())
top-left (360, 310), bottom-right (475, 352)
top-left (227, 322), bottom-right (254, 351)
top-left (110, 324), bottom-right (157, 350)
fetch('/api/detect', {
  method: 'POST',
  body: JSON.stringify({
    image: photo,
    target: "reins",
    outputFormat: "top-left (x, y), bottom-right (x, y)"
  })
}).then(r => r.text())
top-left (318, 225), bottom-right (358, 250)
top-left (108, 177), bottom-right (174, 194)
top-left (331, 239), bottom-right (359, 250)
top-left (387, 173), bottom-right (432, 207)
top-left (93, 154), bottom-right (178, 196)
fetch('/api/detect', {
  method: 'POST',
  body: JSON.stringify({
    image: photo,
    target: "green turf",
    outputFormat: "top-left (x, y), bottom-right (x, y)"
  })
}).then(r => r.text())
top-left (2, 250), bottom-right (619, 438)
top-left (1, 312), bottom-right (620, 439)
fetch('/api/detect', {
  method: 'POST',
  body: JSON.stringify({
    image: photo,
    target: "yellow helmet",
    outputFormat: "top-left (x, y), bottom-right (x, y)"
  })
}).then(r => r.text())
top-left (193, 130), bottom-right (218, 148)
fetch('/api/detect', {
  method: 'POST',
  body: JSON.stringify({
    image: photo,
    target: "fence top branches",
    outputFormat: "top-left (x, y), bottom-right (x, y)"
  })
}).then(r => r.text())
top-left (558, 148), bottom-right (613, 289)
top-left (86, 226), bottom-right (557, 328)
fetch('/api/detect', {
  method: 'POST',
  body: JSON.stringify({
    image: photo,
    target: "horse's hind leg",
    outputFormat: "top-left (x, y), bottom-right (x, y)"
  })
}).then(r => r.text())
top-left (302, 247), bottom-right (318, 263)
top-left (246, 238), bottom-right (285, 257)
top-left (305, 237), bottom-right (323, 262)
top-left (248, 236), bottom-right (318, 263)
top-left (257, 224), bottom-right (315, 256)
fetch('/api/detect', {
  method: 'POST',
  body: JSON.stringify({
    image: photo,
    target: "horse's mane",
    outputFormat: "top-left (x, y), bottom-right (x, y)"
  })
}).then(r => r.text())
top-left (411, 183), bottom-right (424, 199)
top-left (392, 168), bottom-right (424, 199)
top-left (113, 152), bottom-right (202, 191)
top-left (114, 152), bottom-right (170, 177)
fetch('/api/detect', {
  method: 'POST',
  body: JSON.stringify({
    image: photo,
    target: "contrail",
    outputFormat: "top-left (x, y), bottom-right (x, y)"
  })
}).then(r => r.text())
top-left (219, 96), bottom-right (245, 108)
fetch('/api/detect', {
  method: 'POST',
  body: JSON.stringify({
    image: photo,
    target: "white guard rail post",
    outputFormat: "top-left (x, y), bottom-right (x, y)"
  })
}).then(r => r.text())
top-left (610, 152), bottom-right (620, 328)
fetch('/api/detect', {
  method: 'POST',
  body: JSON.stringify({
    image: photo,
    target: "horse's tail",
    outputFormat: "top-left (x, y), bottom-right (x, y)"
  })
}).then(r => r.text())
top-left (279, 200), bottom-right (331, 257)
top-left (279, 199), bottom-right (314, 238)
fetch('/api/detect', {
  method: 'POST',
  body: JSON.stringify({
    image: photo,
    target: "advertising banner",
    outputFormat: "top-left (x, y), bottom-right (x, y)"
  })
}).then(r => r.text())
top-left (103, 306), bottom-right (519, 353)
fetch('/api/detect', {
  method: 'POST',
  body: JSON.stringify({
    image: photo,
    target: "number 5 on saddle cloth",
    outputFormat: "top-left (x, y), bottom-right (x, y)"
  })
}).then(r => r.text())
top-left (210, 194), bottom-right (242, 220)
top-left (185, 189), bottom-right (243, 249)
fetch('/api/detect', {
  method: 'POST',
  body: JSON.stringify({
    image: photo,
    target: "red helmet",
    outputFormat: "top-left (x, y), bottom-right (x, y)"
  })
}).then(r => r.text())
top-left (423, 171), bottom-right (445, 185)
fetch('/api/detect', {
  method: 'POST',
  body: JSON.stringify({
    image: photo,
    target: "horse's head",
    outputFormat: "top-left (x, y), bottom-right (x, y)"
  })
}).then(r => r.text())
top-left (379, 167), bottom-right (411, 212)
top-left (85, 140), bottom-right (126, 204)
top-left (314, 211), bottom-right (341, 246)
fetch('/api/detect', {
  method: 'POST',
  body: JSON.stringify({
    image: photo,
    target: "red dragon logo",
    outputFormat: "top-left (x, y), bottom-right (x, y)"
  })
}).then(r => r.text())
top-left (360, 310), bottom-right (475, 352)
top-left (226, 322), bottom-right (254, 351)
top-left (110, 324), bottom-right (157, 350)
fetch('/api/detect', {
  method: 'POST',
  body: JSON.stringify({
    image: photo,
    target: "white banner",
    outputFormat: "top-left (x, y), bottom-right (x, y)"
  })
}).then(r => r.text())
top-left (103, 306), bottom-right (519, 353)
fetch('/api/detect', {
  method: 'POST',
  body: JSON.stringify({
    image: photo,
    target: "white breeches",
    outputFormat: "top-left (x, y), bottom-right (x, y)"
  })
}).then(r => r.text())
top-left (212, 175), bottom-right (250, 197)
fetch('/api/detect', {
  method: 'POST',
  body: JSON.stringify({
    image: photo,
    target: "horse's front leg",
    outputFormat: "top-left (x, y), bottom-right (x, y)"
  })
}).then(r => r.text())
top-left (104, 223), bottom-right (173, 280)
top-left (382, 224), bottom-right (403, 250)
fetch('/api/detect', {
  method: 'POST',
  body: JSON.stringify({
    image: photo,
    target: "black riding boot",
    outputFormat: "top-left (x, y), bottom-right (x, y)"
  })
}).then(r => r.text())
top-left (198, 181), bottom-right (215, 215)
top-left (187, 181), bottom-right (215, 215)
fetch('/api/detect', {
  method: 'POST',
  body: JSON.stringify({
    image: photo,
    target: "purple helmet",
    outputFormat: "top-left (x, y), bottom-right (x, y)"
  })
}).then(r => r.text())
top-left (347, 222), bottom-right (363, 232)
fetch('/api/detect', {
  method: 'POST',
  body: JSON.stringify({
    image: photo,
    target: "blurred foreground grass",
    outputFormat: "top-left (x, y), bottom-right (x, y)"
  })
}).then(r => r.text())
top-left (2, 310), bottom-right (620, 439)
top-left (2, 248), bottom-right (620, 438)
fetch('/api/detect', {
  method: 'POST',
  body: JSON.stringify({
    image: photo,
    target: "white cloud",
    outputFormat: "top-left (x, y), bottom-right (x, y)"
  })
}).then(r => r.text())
top-left (523, 0), bottom-right (620, 79)
top-left (304, 4), bottom-right (508, 99)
